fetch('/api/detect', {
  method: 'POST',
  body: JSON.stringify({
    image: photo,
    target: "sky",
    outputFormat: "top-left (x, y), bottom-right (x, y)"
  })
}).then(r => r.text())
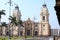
top-left (0, 0), bottom-right (60, 29)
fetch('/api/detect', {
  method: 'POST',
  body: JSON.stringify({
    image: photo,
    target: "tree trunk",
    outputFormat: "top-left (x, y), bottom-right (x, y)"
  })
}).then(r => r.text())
top-left (19, 25), bottom-right (20, 36)
top-left (0, 27), bottom-right (2, 36)
top-left (0, 19), bottom-right (1, 35)
top-left (12, 25), bottom-right (13, 36)
top-left (1, 26), bottom-right (2, 36)
top-left (11, 24), bottom-right (13, 36)
top-left (0, 18), bottom-right (1, 25)
top-left (0, 27), bottom-right (1, 36)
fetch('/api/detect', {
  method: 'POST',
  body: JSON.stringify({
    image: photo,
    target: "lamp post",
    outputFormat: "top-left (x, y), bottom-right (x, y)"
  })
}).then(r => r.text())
top-left (5, 0), bottom-right (16, 40)
top-left (5, 0), bottom-right (12, 40)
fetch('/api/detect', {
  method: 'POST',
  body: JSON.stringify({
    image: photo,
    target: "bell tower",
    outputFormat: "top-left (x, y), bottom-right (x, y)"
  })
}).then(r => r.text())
top-left (12, 5), bottom-right (21, 36)
top-left (39, 3), bottom-right (50, 36)
top-left (13, 5), bottom-right (21, 22)
top-left (40, 4), bottom-right (49, 22)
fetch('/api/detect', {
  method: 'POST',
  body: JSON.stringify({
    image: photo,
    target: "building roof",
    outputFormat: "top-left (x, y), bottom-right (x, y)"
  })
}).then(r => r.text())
top-left (51, 29), bottom-right (59, 36)
top-left (24, 18), bottom-right (34, 23)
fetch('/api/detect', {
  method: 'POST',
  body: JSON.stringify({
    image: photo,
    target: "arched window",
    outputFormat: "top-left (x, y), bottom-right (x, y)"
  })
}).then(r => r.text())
top-left (27, 30), bottom-right (30, 36)
top-left (43, 16), bottom-right (45, 20)
top-left (6, 32), bottom-right (8, 36)
top-left (35, 31), bottom-right (38, 36)
top-left (20, 31), bottom-right (23, 36)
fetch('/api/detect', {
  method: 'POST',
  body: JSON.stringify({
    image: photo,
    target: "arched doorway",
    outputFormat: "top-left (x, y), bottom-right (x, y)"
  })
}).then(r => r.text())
top-left (35, 31), bottom-right (38, 36)
top-left (6, 31), bottom-right (10, 36)
top-left (20, 31), bottom-right (23, 36)
top-left (6, 32), bottom-right (8, 36)
top-left (27, 30), bottom-right (30, 36)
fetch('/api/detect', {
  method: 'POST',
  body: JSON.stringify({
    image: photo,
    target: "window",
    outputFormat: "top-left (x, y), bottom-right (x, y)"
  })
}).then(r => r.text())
top-left (35, 24), bottom-right (37, 27)
top-left (43, 16), bottom-right (45, 20)
top-left (28, 24), bottom-right (29, 27)
top-left (27, 30), bottom-right (30, 36)
top-left (42, 24), bottom-right (45, 30)
top-left (43, 24), bottom-right (45, 27)
top-left (20, 31), bottom-right (23, 36)
top-left (35, 31), bottom-right (38, 36)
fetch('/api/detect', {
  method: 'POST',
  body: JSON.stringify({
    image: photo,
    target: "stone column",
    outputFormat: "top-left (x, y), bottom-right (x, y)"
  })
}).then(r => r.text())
top-left (23, 28), bottom-right (25, 36)
top-left (32, 22), bottom-right (34, 37)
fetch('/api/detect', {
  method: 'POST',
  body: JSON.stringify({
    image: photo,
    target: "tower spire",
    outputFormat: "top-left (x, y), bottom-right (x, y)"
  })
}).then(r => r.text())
top-left (15, 5), bottom-right (19, 10)
top-left (39, 0), bottom-right (50, 36)
top-left (43, 0), bottom-right (45, 5)
top-left (43, 0), bottom-right (46, 7)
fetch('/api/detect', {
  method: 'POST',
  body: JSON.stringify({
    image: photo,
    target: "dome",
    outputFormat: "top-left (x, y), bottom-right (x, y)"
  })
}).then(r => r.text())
top-left (15, 5), bottom-right (19, 10)
top-left (40, 4), bottom-right (49, 15)
top-left (43, 3), bottom-right (46, 7)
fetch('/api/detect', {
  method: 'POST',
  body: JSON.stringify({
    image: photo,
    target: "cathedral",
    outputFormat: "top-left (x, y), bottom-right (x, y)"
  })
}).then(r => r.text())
top-left (2, 3), bottom-right (51, 37)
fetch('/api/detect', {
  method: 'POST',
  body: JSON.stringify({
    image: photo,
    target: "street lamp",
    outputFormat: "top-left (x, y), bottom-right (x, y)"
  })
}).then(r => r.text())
top-left (5, 0), bottom-right (16, 40)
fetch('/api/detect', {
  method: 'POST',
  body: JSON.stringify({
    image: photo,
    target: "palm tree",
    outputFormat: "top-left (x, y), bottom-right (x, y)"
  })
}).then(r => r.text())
top-left (0, 10), bottom-right (5, 25)
top-left (1, 22), bottom-right (7, 36)
top-left (9, 16), bottom-right (18, 36)
top-left (0, 10), bottom-right (5, 36)
top-left (9, 16), bottom-right (23, 37)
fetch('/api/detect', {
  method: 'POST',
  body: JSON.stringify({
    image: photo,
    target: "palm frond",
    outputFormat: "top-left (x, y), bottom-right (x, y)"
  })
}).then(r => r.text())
top-left (9, 16), bottom-right (18, 26)
top-left (1, 22), bottom-right (7, 27)
top-left (0, 10), bottom-right (5, 15)
top-left (0, 10), bottom-right (6, 19)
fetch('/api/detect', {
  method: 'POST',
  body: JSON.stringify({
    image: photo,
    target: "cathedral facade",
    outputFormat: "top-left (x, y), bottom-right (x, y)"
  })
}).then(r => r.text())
top-left (2, 3), bottom-right (51, 37)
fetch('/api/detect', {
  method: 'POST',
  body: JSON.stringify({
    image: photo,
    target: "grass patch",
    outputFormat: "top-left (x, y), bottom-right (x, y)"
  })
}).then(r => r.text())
top-left (0, 36), bottom-right (8, 40)
top-left (25, 36), bottom-right (32, 38)
top-left (18, 36), bottom-right (24, 38)
top-left (10, 36), bottom-right (24, 40)
top-left (0, 36), bottom-right (33, 40)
